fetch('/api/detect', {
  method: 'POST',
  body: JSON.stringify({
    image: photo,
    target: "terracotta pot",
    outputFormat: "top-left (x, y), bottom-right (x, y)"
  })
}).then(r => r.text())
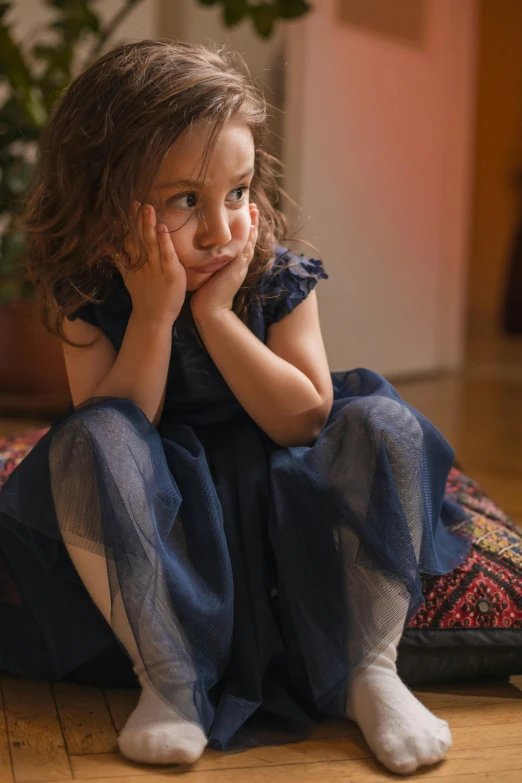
top-left (0, 298), bottom-right (70, 396)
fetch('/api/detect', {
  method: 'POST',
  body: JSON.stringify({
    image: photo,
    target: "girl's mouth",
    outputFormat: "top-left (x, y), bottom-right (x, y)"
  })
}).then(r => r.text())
top-left (195, 258), bottom-right (230, 274)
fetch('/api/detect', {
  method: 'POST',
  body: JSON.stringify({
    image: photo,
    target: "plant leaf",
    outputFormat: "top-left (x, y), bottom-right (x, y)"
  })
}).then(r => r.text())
top-left (52, 0), bottom-right (100, 45)
top-left (0, 96), bottom-right (42, 144)
top-left (223, 0), bottom-right (248, 26)
top-left (24, 86), bottom-right (48, 127)
top-left (34, 42), bottom-right (73, 105)
top-left (0, 21), bottom-right (32, 92)
top-left (250, 3), bottom-right (278, 37)
top-left (277, 0), bottom-right (311, 20)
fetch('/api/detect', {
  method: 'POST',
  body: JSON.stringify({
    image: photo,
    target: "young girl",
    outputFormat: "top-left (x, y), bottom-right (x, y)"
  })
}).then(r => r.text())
top-left (0, 39), bottom-right (471, 775)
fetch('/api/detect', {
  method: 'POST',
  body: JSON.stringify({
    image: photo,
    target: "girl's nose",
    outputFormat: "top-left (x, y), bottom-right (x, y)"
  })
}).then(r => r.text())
top-left (195, 204), bottom-right (232, 249)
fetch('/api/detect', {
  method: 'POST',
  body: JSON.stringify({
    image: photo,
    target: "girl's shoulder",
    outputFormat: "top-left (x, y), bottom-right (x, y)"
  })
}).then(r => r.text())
top-left (65, 273), bottom-right (131, 352)
top-left (259, 245), bottom-right (328, 327)
top-left (65, 272), bottom-right (130, 328)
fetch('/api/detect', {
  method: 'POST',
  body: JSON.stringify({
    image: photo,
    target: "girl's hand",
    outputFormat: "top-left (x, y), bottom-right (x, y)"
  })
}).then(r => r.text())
top-left (115, 203), bottom-right (187, 324)
top-left (190, 203), bottom-right (259, 320)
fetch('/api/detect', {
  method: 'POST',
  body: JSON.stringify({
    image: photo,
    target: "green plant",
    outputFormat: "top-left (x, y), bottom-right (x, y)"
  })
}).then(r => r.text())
top-left (201, 0), bottom-right (311, 37)
top-left (0, 0), bottom-right (311, 304)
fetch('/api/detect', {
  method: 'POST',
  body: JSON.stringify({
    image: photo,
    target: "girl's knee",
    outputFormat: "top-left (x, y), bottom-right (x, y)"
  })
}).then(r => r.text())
top-left (59, 397), bottom-right (144, 438)
top-left (335, 396), bottom-right (423, 449)
top-left (50, 399), bottom-right (149, 474)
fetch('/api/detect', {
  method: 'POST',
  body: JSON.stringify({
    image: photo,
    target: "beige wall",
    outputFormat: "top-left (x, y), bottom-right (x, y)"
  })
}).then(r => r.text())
top-left (284, 0), bottom-right (477, 376)
top-left (467, 0), bottom-right (522, 335)
top-left (158, 0), bottom-right (285, 160)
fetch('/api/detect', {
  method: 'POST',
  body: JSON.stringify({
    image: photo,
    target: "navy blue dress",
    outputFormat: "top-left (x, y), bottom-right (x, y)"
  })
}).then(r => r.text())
top-left (0, 245), bottom-right (471, 750)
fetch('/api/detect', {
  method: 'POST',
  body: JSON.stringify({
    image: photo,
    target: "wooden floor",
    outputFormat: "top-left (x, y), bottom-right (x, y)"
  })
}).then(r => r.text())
top-left (2, 329), bottom-right (522, 783)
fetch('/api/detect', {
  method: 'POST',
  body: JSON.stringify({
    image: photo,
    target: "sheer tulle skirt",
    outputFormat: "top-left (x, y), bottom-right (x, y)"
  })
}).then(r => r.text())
top-left (0, 368), bottom-right (471, 749)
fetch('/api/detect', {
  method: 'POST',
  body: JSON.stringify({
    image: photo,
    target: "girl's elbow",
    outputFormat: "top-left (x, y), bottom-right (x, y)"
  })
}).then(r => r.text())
top-left (273, 407), bottom-right (330, 448)
top-left (274, 429), bottom-right (321, 449)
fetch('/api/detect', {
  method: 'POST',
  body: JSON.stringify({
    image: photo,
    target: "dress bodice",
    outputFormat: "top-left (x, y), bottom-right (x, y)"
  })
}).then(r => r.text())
top-left (66, 245), bottom-right (328, 425)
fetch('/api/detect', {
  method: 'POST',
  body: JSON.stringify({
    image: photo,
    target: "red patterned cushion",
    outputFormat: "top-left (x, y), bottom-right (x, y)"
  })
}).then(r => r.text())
top-left (399, 467), bottom-right (522, 684)
top-left (409, 467), bottom-right (522, 630)
top-left (0, 427), bottom-right (50, 486)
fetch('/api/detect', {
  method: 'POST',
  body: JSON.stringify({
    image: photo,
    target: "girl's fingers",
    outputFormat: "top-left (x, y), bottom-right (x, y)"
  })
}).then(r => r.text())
top-left (157, 223), bottom-right (177, 268)
top-left (243, 208), bottom-right (258, 260)
top-left (136, 203), bottom-right (163, 271)
top-left (141, 204), bottom-right (158, 249)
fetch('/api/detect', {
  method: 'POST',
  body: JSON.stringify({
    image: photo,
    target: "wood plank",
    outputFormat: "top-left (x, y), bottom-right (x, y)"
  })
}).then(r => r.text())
top-left (52, 683), bottom-right (118, 755)
top-left (68, 720), bottom-right (522, 780)
top-left (50, 752), bottom-right (522, 783)
top-left (1, 675), bottom-right (71, 783)
top-left (449, 744), bottom-right (522, 762)
top-left (67, 716), bottom-right (522, 779)
top-left (416, 770), bottom-right (522, 783)
top-left (69, 735), bottom-right (369, 779)
top-left (69, 754), bottom-right (143, 780)
top-left (434, 701), bottom-right (522, 728)
top-left (101, 690), bottom-right (139, 734)
top-left (0, 682), bottom-right (13, 783)
top-left (413, 681), bottom-right (522, 709)
top-left (450, 721), bottom-right (522, 749)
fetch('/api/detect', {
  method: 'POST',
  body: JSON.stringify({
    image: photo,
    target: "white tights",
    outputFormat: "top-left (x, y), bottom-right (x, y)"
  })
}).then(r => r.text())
top-left (64, 544), bottom-right (207, 765)
top-left (66, 542), bottom-right (452, 775)
top-left (346, 609), bottom-right (452, 775)
top-left (50, 403), bottom-right (451, 774)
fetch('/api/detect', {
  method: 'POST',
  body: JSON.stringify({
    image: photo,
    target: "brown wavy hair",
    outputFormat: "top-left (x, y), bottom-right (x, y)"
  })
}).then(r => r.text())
top-left (21, 39), bottom-right (321, 348)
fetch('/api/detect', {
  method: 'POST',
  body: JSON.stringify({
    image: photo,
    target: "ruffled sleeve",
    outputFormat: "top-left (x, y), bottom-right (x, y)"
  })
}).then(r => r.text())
top-left (261, 246), bottom-right (328, 328)
top-left (64, 276), bottom-right (132, 353)
top-left (66, 302), bottom-right (101, 327)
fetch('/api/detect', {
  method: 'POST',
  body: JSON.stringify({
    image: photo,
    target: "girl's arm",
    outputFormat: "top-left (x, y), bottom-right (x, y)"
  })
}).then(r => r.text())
top-left (94, 311), bottom-right (172, 427)
top-left (193, 290), bottom-right (333, 447)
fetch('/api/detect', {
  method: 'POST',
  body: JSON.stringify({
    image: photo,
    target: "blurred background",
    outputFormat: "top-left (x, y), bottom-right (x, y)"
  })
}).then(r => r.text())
top-left (1, 0), bottom-right (522, 520)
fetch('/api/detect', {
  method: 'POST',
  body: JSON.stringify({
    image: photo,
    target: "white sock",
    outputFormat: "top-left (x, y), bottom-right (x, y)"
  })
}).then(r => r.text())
top-left (49, 427), bottom-right (208, 767)
top-left (117, 673), bottom-right (207, 765)
top-left (62, 546), bottom-right (207, 766)
top-left (346, 635), bottom-right (452, 775)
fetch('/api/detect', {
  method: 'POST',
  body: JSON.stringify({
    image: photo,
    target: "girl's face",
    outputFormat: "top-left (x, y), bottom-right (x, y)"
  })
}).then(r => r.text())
top-left (151, 119), bottom-right (256, 291)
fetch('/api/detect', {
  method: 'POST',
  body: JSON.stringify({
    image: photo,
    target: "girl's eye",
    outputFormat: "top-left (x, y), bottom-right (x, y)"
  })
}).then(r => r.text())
top-left (166, 186), bottom-right (249, 211)
top-left (229, 186), bottom-right (249, 203)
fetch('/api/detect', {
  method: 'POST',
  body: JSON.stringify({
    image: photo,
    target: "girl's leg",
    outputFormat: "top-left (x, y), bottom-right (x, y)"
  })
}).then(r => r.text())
top-left (48, 405), bottom-right (207, 765)
top-left (340, 399), bottom-right (451, 774)
top-left (64, 545), bottom-right (207, 765)
top-left (345, 596), bottom-right (451, 775)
